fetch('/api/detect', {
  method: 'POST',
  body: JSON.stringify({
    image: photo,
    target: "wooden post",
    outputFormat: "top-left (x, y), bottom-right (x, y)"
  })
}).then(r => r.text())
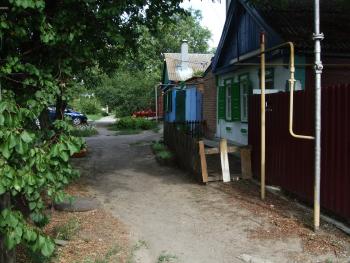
top-left (0, 194), bottom-right (16, 263)
top-left (198, 141), bottom-right (208, 183)
top-left (220, 139), bottom-right (230, 182)
top-left (240, 147), bottom-right (252, 179)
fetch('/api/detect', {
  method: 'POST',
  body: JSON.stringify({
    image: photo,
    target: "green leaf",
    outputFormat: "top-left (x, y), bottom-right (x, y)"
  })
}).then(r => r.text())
top-left (60, 151), bottom-right (69, 162)
top-left (0, 114), bottom-right (4, 126)
top-left (7, 213), bottom-right (19, 228)
top-left (24, 229), bottom-right (37, 242)
top-left (40, 238), bottom-right (55, 257)
top-left (8, 134), bottom-right (17, 149)
top-left (29, 202), bottom-right (37, 210)
top-left (5, 231), bottom-right (18, 250)
top-left (0, 183), bottom-right (6, 195)
top-left (66, 141), bottom-right (79, 155)
top-left (20, 131), bottom-right (33, 143)
top-left (0, 140), bottom-right (11, 159)
top-left (15, 140), bottom-right (24, 154)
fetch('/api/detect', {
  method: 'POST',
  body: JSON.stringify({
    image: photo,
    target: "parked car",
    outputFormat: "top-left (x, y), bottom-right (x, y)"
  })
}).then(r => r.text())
top-left (48, 107), bottom-right (87, 126)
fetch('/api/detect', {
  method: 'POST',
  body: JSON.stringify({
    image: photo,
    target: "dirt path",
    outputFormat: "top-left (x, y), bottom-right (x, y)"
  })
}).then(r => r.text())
top-left (73, 124), bottom-right (350, 263)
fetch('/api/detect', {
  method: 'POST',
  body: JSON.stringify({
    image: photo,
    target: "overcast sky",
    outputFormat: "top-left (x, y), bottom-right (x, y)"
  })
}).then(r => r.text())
top-left (180, 0), bottom-right (226, 48)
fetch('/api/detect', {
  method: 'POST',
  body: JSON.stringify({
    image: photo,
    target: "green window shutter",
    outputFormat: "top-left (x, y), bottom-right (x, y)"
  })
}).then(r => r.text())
top-left (231, 82), bottom-right (240, 121)
top-left (218, 86), bottom-right (226, 120)
top-left (176, 90), bottom-right (186, 122)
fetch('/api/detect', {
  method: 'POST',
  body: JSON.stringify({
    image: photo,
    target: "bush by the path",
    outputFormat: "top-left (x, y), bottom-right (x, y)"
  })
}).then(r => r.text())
top-left (71, 125), bottom-right (98, 137)
top-left (110, 117), bottom-right (158, 131)
top-left (151, 141), bottom-right (175, 166)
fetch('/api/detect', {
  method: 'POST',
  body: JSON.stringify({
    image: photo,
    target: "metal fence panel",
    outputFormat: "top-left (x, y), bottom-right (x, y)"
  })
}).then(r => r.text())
top-left (249, 85), bottom-right (350, 222)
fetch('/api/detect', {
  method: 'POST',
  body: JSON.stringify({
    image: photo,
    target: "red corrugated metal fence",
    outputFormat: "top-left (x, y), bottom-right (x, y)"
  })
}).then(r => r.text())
top-left (249, 84), bottom-right (350, 223)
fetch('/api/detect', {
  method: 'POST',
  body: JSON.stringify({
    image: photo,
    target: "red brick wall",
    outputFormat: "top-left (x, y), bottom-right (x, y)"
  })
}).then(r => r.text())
top-left (202, 71), bottom-right (217, 139)
top-left (305, 56), bottom-right (350, 89)
top-left (157, 87), bottom-right (164, 119)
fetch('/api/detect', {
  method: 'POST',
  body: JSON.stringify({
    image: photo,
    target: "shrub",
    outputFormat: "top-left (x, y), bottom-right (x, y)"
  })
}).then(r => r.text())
top-left (156, 150), bottom-right (173, 160)
top-left (76, 97), bottom-right (101, 115)
top-left (152, 142), bottom-right (166, 152)
top-left (53, 217), bottom-right (80, 241)
top-left (71, 125), bottom-right (98, 137)
top-left (113, 117), bottom-right (157, 131)
top-left (101, 111), bottom-right (109, 117)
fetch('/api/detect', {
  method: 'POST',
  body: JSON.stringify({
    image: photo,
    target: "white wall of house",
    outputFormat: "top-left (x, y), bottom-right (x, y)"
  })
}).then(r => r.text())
top-left (215, 57), bottom-right (305, 145)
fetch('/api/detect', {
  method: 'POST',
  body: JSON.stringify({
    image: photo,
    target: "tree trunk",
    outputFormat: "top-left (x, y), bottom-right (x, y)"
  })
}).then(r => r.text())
top-left (38, 108), bottom-right (51, 131)
top-left (55, 94), bottom-right (67, 120)
top-left (0, 194), bottom-right (16, 263)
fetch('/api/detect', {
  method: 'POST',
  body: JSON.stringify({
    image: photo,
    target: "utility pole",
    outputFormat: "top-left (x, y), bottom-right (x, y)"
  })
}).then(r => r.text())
top-left (260, 32), bottom-right (266, 200)
top-left (313, 0), bottom-right (324, 232)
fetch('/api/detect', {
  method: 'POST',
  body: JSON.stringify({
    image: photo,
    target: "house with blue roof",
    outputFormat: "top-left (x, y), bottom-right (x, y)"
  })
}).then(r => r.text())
top-left (212, 0), bottom-right (350, 145)
top-left (161, 41), bottom-right (212, 122)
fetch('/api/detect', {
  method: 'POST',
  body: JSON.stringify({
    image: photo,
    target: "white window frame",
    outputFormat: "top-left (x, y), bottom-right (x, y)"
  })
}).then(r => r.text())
top-left (239, 74), bottom-right (249, 122)
top-left (225, 79), bottom-right (232, 121)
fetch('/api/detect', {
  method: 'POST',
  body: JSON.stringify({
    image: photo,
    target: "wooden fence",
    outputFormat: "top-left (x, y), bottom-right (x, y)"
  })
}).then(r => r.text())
top-left (164, 121), bottom-right (205, 181)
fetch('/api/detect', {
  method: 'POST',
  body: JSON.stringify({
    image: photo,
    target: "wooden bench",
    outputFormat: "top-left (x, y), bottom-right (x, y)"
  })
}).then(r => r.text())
top-left (198, 139), bottom-right (252, 184)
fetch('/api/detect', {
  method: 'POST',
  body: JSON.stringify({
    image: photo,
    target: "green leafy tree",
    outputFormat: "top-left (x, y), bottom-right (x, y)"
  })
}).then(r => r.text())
top-left (0, 0), bottom-right (186, 258)
top-left (96, 71), bottom-right (158, 117)
top-left (95, 9), bottom-right (212, 116)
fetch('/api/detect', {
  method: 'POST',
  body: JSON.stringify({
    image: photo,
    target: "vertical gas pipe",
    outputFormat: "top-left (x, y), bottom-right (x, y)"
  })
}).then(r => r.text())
top-left (260, 32), bottom-right (266, 200)
top-left (313, 0), bottom-right (324, 232)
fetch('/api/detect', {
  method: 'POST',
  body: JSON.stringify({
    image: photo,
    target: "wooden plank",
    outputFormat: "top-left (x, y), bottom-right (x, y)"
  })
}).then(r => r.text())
top-left (227, 146), bottom-right (240, 153)
top-left (203, 139), bottom-right (220, 148)
top-left (220, 139), bottom-right (231, 183)
top-left (207, 176), bottom-right (222, 182)
top-left (198, 141), bottom-right (208, 183)
top-left (240, 146), bottom-right (253, 179)
top-left (204, 148), bottom-right (220, 155)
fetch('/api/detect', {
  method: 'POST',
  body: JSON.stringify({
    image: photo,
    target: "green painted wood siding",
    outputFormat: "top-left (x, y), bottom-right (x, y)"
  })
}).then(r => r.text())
top-left (218, 86), bottom-right (226, 120)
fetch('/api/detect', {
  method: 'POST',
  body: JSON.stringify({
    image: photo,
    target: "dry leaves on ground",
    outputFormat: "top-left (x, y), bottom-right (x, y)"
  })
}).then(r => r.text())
top-left (17, 182), bottom-right (131, 263)
top-left (217, 181), bottom-right (350, 258)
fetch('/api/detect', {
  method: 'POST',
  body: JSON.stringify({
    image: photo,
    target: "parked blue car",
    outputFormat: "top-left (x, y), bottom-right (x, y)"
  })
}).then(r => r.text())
top-left (48, 107), bottom-right (87, 126)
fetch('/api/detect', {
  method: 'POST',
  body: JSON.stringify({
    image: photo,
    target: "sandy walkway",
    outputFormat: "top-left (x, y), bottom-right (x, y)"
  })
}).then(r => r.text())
top-left (73, 124), bottom-right (350, 263)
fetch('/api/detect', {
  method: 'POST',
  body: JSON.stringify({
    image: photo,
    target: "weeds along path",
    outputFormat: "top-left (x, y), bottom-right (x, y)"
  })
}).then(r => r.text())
top-left (73, 123), bottom-right (350, 263)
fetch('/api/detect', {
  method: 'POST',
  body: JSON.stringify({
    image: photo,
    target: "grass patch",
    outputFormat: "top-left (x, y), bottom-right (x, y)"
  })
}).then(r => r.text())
top-left (82, 246), bottom-right (121, 263)
top-left (157, 251), bottom-right (178, 263)
top-left (87, 114), bottom-right (103, 121)
top-left (152, 141), bottom-right (173, 161)
top-left (53, 217), bottom-right (80, 241)
top-left (110, 117), bottom-right (157, 131)
top-left (129, 141), bottom-right (150, 146)
top-left (126, 240), bottom-right (149, 263)
top-left (116, 129), bottom-right (142, 135)
top-left (151, 141), bottom-right (166, 152)
top-left (156, 150), bottom-right (173, 160)
top-left (71, 125), bottom-right (98, 137)
top-left (152, 125), bottom-right (161, 133)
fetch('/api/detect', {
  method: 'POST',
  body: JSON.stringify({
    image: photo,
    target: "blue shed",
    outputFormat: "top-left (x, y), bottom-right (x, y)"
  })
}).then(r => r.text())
top-left (164, 86), bottom-right (203, 123)
top-left (185, 86), bottom-right (202, 121)
top-left (164, 89), bottom-right (177, 122)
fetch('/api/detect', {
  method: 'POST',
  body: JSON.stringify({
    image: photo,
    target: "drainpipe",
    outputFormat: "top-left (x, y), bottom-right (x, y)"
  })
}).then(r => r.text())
top-left (260, 32), bottom-right (266, 200)
top-left (313, 0), bottom-right (324, 232)
top-left (155, 84), bottom-right (159, 122)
